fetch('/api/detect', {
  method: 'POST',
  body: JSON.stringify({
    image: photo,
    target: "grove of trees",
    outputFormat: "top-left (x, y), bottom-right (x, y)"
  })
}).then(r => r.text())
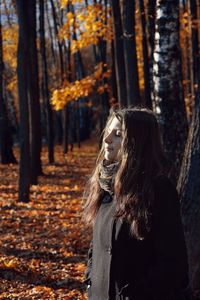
top-left (0, 0), bottom-right (199, 297)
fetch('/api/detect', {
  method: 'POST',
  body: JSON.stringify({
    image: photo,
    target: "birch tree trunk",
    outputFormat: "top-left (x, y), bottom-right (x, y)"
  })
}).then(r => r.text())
top-left (153, 0), bottom-right (188, 181)
top-left (177, 57), bottom-right (200, 299)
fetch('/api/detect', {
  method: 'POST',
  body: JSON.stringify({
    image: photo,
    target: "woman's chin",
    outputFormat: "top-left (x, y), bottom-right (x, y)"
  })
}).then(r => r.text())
top-left (104, 153), bottom-right (114, 162)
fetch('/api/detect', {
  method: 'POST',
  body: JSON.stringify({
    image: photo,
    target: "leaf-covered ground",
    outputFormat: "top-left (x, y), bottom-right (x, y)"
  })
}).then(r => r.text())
top-left (0, 139), bottom-right (98, 299)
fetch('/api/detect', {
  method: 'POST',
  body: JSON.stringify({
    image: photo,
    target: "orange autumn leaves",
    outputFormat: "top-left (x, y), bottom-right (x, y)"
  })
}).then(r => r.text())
top-left (58, 4), bottom-right (113, 53)
top-left (51, 1), bottom-right (113, 110)
top-left (0, 141), bottom-right (98, 299)
top-left (51, 62), bottom-right (111, 110)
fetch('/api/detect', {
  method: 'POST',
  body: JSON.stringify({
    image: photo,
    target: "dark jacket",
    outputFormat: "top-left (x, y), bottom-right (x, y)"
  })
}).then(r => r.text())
top-left (85, 176), bottom-right (189, 300)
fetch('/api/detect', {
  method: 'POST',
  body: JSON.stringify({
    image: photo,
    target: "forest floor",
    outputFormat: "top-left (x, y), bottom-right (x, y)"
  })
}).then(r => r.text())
top-left (0, 137), bottom-right (98, 299)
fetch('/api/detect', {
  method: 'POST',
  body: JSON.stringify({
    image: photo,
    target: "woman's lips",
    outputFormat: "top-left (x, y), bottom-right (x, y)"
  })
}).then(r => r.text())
top-left (105, 147), bottom-right (113, 151)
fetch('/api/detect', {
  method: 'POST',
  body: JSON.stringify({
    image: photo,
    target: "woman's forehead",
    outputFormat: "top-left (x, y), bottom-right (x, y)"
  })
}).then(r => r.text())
top-left (108, 116), bottom-right (122, 129)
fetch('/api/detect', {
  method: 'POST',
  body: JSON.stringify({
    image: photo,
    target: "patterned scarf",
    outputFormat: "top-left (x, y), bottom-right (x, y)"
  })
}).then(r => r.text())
top-left (98, 160), bottom-right (119, 196)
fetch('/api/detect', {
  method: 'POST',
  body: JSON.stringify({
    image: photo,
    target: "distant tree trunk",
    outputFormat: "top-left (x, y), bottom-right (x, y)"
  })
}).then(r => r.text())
top-left (99, 0), bottom-right (110, 128)
top-left (63, 38), bottom-right (72, 154)
top-left (0, 2), bottom-right (16, 164)
top-left (28, 0), bottom-right (42, 184)
top-left (153, 0), bottom-right (188, 181)
top-left (63, 104), bottom-right (69, 154)
top-left (50, 0), bottom-right (65, 83)
top-left (189, 0), bottom-right (198, 91)
top-left (46, 1), bottom-right (56, 66)
top-left (123, 0), bottom-right (140, 106)
top-left (16, 0), bottom-right (30, 202)
top-left (111, 41), bottom-right (118, 103)
top-left (110, 0), bottom-right (127, 107)
top-left (182, 0), bottom-right (195, 120)
top-left (71, 3), bottom-right (85, 148)
top-left (139, 0), bottom-right (152, 108)
top-left (177, 57), bottom-right (200, 299)
top-left (147, 0), bottom-right (156, 106)
top-left (147, 0), bottom-right (156, 68)
top-left (39, 0), bottom-right (54, 163)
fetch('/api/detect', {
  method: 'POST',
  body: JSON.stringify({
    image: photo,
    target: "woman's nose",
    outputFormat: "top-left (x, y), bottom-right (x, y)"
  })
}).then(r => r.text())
top-left (104, 132), bottom-right (112, 144)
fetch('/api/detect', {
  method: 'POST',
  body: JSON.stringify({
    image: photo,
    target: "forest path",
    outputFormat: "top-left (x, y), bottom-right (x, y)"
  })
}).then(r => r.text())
top-left (0, 138), bottom-right (98, 299)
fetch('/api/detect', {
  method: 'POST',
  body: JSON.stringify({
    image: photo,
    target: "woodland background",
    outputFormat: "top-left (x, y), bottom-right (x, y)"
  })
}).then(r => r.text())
top-left (0, 0), bottom-right (200, 299)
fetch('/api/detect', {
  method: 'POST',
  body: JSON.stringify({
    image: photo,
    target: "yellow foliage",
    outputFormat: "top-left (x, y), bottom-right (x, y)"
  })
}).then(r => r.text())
top-left (60, 0), bottom-right (82, 9)
top-left (2, 24), bottom-right (18, 69)
top-left (58, 4), bottom-right (113, 52)
top-left (51, 63), bottom-right (111, 110)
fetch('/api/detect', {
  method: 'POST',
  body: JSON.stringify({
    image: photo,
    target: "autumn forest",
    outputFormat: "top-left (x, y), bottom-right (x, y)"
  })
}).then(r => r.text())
top-left (0, 0), bottom-right (200, 299)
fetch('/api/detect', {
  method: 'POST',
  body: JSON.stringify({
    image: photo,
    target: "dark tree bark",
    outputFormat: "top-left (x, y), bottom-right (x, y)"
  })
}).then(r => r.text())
top-left (111, 41), bottom-right (118, 103)
top-left (110, 0), bottom-right (127, 107)
top-left (153, 0), bottom-right (188, 181)
top-left (50, 0), bottom-right (65, 82)
top-left (139, 0), bottom-right (152, 108)
top-left (39, 0), bottom-right (54, 163)
top-left (63, 38), bottom-right (72, 154)
top-left (99, 0), bottom-right (110, 128)
top-left (46, 1), bottom-right (56, 66)
top-left (28, 0), bottom-right (42, 184)
top-left (123, 0), bottom-right (140, 106)
top-left (16, 0), bottom-right (30, 202)
top-left (147, 0), bottom-right (156, 69)
top-left (189, 0), bottom-right (198, 89)
top-left (177, 57), bottom-right (200, 298)
top-left (0, 1), bottom-right (16, 164)
top-left (147, 0), bottom-right (156, 108)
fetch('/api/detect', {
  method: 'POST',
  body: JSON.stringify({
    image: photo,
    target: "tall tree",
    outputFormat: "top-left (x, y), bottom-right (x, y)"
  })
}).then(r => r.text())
top-left (153, 0), bottom-right (188, 181)
top-left (50, 0), bottom-right (65, 83)
top-left (28, 0), bottom-right (42, 183)
top-left (0, 0), bottom-right (16, 164)
top-left (123, 0), bottom-right (140, 106)
top-left (16, 0), bottom-right (30, 202)
top-left (189, 0), bottom-right (198, 89)
top-left (177, 57), bottom-right (200, 298)
top-left (110, 0), bottom-right (127, 107)
top-left (139, 0), bottom-right (152, 108)
top-left (39, 0), bottom-right (54, 163)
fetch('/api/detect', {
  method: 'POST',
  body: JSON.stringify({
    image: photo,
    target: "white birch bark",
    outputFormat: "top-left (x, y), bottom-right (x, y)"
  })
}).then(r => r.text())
top-left (153, 0), bottom-right (188, 180)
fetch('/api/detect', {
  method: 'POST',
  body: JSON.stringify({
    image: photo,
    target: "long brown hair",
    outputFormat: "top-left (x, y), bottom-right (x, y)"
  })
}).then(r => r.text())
top-left (83, 106), bottom-right (171, 240)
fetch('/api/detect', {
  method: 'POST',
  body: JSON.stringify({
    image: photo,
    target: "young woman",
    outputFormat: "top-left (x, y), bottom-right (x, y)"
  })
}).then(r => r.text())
top-left (83, 107), bottom-right (190, 300)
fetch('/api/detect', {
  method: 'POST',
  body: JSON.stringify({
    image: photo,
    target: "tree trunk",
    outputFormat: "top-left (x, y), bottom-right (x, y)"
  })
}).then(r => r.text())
top-left (50, 0), bottom-right (65, 83)
top-left (63, 38), bottom-right (72, 154)
top-left (147, 0), bottom-right (156, 108)
top-left (123, 0), bottom-right (140, 106)
top-left (16, 0), bottom-right (30, 202)
top-left (46, 1), bottom-right (56, 66)
top-left (28, 0), bottom-right (42, 184)
top-left (0, 1), bottom-right (16, 164)
top-left (139, 0), bottom-right (152, 108)
top-left (110, 0), bottom-right (127, 107)
top-left (153, 0), bottom-right (188, 181)
top-left (189, 0), bottom-right (198, 89)
top-left (177, 57), bottom-right (200, 299)
top-left (99, 0), bottom-right (110, 128)
top-left (39, 0), bottom-right (54, 163)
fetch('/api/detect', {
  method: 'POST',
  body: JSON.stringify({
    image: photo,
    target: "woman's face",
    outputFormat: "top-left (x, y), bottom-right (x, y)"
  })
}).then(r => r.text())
top-left (104, 116), bottom-right (122, 162)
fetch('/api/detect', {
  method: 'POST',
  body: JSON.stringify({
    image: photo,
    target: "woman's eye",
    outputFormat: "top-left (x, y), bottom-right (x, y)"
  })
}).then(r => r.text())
top-left (115, 130), bottom-right (121, 136)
